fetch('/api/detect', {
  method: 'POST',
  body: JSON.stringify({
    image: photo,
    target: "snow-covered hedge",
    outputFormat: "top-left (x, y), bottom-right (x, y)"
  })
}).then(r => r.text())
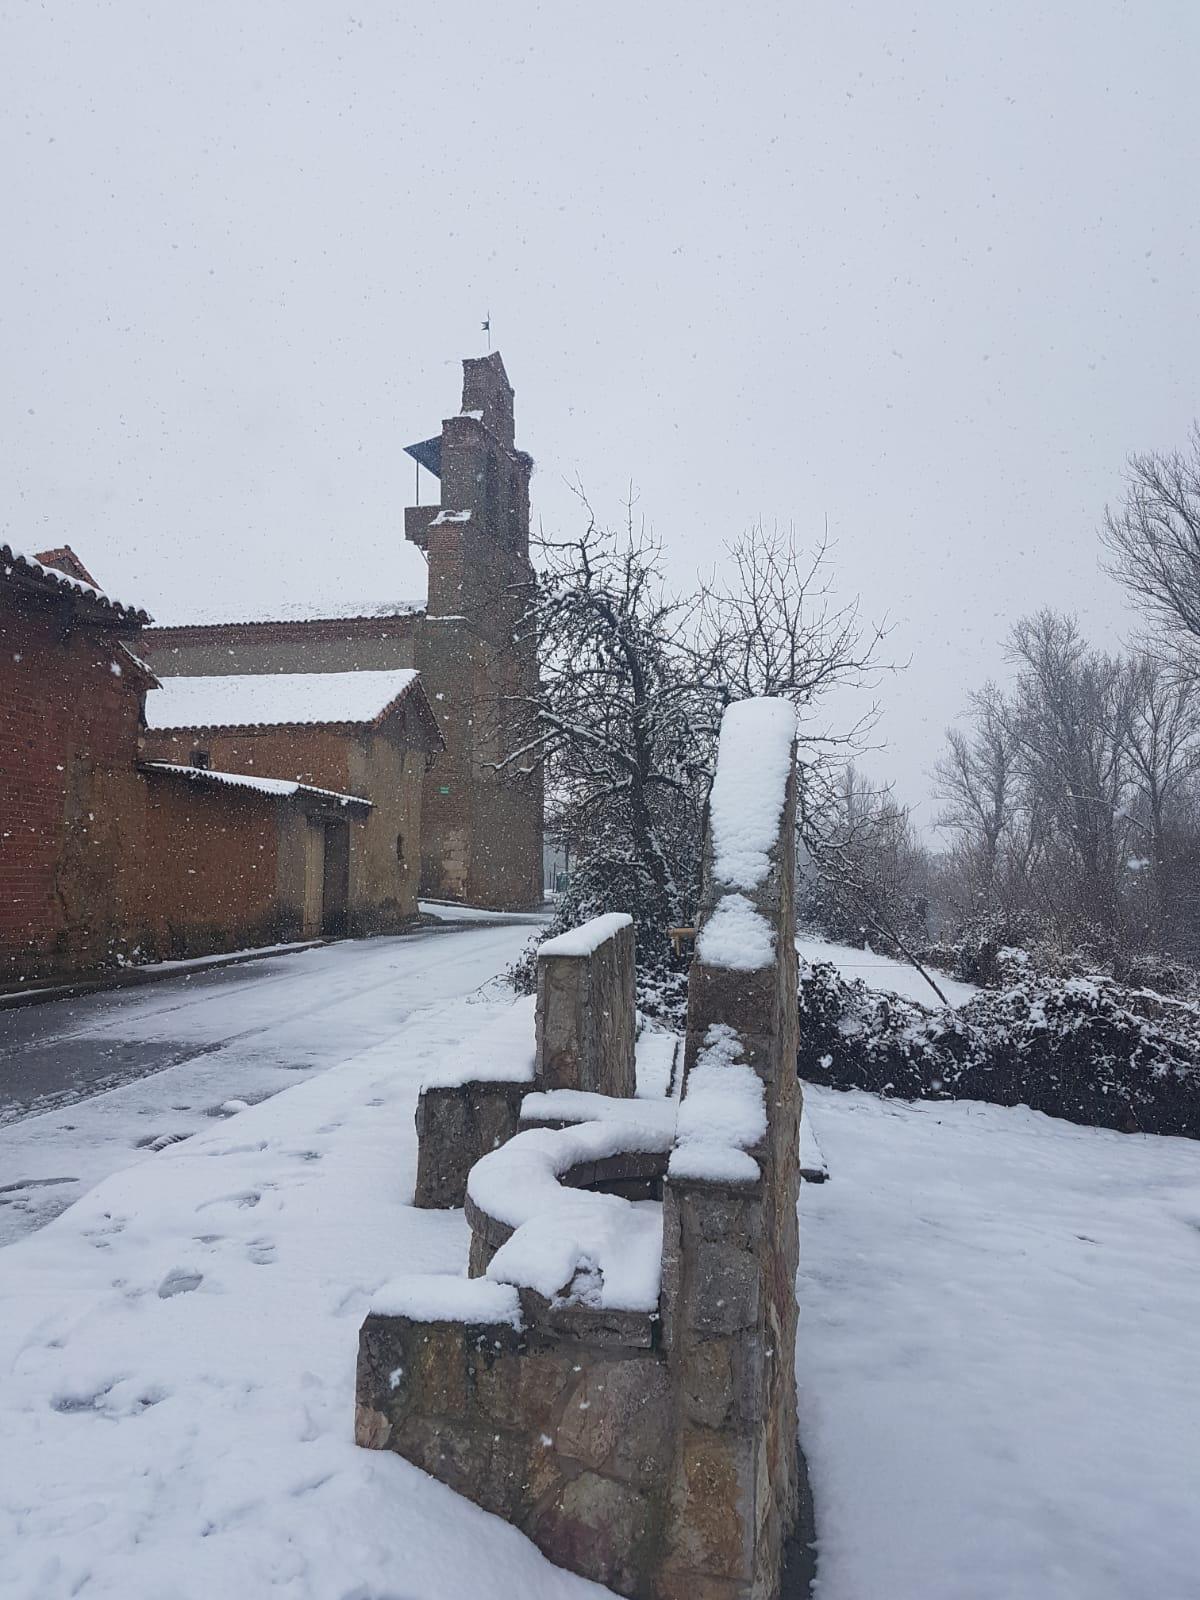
top-left (917, 912), bottom-right (1200, 998)
top-left (799, 960), bottom-right (1200, 1138)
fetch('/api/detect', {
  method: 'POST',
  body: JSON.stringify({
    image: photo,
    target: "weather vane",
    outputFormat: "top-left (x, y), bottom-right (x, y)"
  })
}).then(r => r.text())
top-left (481, 311), bottom-right (491, 351)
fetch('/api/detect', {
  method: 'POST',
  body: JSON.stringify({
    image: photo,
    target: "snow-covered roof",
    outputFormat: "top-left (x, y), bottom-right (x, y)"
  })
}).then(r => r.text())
top-left (148, 597), bottom-right (423, 629)
top-left (0, 542), bottom-right (151, 625)
top-left (144, 669), bottom-right (422, 732)
top-left (141, 762), bottom-right (371, 811)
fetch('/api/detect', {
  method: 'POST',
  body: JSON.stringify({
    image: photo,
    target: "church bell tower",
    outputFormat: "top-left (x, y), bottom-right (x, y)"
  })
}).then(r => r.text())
top-left (403, 353), bottom-right (543, 909)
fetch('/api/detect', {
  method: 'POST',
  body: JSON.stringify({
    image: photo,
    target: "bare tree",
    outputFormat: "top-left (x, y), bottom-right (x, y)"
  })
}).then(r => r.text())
top-left (1108, 652), bottom-right (1200, 939)
top-left (499, 511), bottom-right (705, 946)
top-left (496, 506), bottom-right (887, 982)
top-left (1004, 611), bottom-right (1131, 932)
top-left (801, 764), bottom-right (945, 1001)
top-left (934, 681), bottom-right (1018, 900)
top-left (689, 524), bottom-right (886, 746)
top-left (1102, 427), bottom-right (1200, 648)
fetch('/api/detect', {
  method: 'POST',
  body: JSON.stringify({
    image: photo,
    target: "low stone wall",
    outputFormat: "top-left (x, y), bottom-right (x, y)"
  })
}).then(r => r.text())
top-left (361, 700), bottom-right (803, 1599)
top-left (536, 913), bottom-right (636, 1097)
top-left (356, 1299), bottom-right (672, 1599)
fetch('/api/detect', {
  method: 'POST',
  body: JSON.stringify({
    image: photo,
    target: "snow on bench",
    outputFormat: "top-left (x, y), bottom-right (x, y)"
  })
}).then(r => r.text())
top-left (369, 1274), bottom-right (523, 1330)
top-left (466, 1118), bottom-right (675, 1312)
top-left (520, 1088), bottom-right (678, 1133)
top-left (418, 993), bottom-right (536, 1090)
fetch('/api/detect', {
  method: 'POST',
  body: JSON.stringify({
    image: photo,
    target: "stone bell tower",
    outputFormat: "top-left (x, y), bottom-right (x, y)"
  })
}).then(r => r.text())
top-left (403, 352), bottom-right (543, 909)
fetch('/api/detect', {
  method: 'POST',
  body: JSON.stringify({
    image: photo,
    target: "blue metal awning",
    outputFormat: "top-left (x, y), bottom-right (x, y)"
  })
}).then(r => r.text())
top-left (403, 436), bottom-right (442, 479)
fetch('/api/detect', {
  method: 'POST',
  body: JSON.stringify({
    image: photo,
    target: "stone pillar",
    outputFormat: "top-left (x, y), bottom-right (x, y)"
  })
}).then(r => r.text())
top-left (659, 701), bottom-right (801, 1600)
top-left (535, 913), bottom-right (637, 1098)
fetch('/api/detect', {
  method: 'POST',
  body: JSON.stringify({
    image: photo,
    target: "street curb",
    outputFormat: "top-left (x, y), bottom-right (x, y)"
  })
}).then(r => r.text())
top-left (0, 940), bottom-right (329, 1012)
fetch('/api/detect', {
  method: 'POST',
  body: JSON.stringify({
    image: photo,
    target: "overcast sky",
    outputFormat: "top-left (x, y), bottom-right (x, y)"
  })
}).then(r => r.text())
top-left (3, 1), bottom-right (1197, 824)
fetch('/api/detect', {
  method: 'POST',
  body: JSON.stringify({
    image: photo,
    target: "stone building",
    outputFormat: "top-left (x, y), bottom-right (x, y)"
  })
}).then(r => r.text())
top-left (142, 351), bottom-right (544, 911)
top-left (138, 764), bottom-right (373, 956)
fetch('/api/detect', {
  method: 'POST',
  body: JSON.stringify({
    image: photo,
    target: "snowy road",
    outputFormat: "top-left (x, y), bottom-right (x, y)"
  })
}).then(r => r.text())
top-left (0, 921), bottom-right (541, 1247)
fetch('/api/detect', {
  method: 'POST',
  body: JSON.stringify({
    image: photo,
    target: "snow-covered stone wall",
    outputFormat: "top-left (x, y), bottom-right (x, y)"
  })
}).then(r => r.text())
top-left (359, 697), bottom-right (804, 1600)
top-left (658, 695), bottom-right (802, 1598)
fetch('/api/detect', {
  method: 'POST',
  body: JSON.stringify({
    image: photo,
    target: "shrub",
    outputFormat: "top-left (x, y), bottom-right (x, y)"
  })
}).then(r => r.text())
top-left (799, 959), bottom-right (1200, 1138)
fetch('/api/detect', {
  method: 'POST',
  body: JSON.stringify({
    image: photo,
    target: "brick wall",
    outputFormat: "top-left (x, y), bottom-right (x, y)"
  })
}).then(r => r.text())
top-left (0, 588), bottom-right (148, 979)
top-left (140, 714), bottom-right (424, 930)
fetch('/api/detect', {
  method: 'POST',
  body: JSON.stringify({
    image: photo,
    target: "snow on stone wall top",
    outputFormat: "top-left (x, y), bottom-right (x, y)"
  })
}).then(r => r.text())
top-left (520, 1089), bottom-right (678, 1135)
top-left (537, 912), bottom-right (633, 959)
top-left (706, 697), bottom-right (798, 892)
top-left (141, 761), bottom-right (371, 809)
top-left (696, 697), bottom-right (797, 972)
top-left (669, 1023), bottom-right (766, 1184)
top-left (145, 668), bottom-right (421, 732)
top-left (419, 994), bottom-right (537, 1090)
top-left (468, 1118), bottom-right (673, 1311)
top-left (370, 1274), bottom-right (523, 1330)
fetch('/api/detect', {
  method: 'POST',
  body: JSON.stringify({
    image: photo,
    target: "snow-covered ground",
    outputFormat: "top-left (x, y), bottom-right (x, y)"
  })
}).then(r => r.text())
top-left (0, 925), bottom-right (542, 1246)
top-left (798, 1086), bottom-right (1200, 1600)
top-left (419, 898), bottom-right (550, 923)
top-left (0, 923), bottom-right (611, 1600)
top-left (797, 934), bottom-right (979, 1008)
top-left (3, 922), bottom-right (1197, 1600)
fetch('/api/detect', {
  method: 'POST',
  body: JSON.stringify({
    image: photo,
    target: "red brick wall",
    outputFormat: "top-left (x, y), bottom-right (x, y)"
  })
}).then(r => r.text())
top-left (0, 587), bottom-right (147, 979)
top-left (137, 773), bottom-right (285, 959)
top-left (140, 720), bottom-right (423, 931)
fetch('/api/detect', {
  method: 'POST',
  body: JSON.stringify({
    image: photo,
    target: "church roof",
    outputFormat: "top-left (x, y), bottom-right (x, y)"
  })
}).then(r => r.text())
top-left (144, 668), bottom-right (428, 734)
top-left (147, 596), bottom-right (423, 629)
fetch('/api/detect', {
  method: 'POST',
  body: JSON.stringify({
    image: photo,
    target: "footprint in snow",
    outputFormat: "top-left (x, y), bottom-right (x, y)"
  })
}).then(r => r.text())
top-left (246, 1239), bottom-right (276, 1265)
top-left (197, 1190), bottom-right (261, 1213)
top-left (157, 1268), bottom-right (204, 1298)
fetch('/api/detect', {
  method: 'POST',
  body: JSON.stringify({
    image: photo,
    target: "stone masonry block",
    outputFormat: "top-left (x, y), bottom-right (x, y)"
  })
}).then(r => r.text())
top-left (527, 1471), bottom-right (656, 1600)
top-left (663, 1426), bottom-right (756, 1582)
top-left (554, 1358), bottom-right (672, 1488)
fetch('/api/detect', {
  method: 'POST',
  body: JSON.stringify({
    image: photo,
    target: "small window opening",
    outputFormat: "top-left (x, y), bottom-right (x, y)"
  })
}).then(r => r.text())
top-left (190, 748), bottom-right (211, 769)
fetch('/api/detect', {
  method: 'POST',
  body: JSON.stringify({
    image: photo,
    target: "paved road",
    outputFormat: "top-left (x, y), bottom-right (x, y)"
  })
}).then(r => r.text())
top-left (0, 918), bottom-right (539, 1246)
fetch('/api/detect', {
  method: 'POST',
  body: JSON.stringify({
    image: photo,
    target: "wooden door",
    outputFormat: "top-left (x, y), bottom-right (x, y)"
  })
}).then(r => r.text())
top-left (321, 819), bottom-right (350, 937)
